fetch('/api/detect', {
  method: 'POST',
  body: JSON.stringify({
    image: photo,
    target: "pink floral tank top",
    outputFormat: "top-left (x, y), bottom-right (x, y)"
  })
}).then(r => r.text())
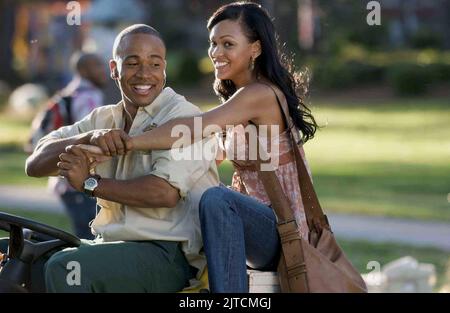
top-left (224, 124), bottom-right (312, 239)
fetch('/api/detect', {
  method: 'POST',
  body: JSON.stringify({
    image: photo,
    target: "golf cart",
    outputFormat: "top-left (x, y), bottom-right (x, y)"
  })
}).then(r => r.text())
top-left (0, 212), bottom-right (279, 293)
top-left (0, 211), bottom-right (80, 293)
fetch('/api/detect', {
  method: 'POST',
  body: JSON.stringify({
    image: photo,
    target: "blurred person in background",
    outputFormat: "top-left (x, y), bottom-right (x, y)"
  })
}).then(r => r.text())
top-left (28, 52), bottom-right (107, 239)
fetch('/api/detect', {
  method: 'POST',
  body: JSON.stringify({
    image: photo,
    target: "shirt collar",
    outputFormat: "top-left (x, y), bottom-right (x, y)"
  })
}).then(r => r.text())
top-left (110, 87), bottom-right (177, 127)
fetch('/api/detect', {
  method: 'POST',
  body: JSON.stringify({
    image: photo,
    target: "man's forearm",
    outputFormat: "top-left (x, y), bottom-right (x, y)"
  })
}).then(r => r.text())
top-left (25, 132), bottom-right (92, 177)
top-left (93, 175), bottom-right (180, 208)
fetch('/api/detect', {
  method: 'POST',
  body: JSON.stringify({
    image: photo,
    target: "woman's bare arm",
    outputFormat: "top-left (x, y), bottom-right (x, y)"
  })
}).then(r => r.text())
top-left (130, 83), bottom-right (276, 151)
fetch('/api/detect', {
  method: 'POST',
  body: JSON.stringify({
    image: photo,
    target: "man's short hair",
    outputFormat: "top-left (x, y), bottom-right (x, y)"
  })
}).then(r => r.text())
top-left (112, 24), bottom-right (164, 60)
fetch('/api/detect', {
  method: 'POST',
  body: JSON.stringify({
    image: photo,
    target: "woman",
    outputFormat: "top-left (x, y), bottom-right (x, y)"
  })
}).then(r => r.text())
top-left (92, 2), bottom-right (318, 292)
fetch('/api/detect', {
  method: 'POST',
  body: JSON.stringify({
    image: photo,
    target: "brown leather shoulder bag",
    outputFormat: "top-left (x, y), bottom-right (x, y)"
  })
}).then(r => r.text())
top-left (256, 86), bottom-right (367, 293)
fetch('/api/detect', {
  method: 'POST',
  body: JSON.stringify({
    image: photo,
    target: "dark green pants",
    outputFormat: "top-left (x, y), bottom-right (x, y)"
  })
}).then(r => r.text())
top-left (1, 238), bottom-right (194, 293)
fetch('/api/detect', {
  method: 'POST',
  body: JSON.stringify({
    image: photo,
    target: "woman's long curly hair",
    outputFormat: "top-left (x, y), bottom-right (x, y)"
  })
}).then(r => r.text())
top-left (207, 2), bottom-right (318, 142)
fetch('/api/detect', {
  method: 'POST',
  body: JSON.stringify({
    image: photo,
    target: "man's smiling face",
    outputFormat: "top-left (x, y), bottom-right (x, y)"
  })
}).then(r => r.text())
top-left (111, 33), bottom-right (166, 110)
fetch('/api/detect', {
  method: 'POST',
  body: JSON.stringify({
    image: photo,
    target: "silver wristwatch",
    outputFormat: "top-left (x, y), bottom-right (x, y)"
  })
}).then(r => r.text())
top-left (83, 175), bottom-right (101, 197)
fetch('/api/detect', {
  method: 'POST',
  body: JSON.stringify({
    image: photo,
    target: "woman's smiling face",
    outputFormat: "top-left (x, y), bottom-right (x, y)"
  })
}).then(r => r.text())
top-left (208, 19), bottom-right (259, 87)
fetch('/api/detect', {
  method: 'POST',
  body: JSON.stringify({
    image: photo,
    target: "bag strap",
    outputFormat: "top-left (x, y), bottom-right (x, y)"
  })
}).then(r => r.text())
top-left (255, 84), bottom-right (330, 232)
top-left (61, 95), bottom-right (74, 125)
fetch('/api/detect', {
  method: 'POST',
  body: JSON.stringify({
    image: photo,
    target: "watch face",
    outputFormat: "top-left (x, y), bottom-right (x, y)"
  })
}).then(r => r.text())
top-left (85, 177), bottom-right (97, 190)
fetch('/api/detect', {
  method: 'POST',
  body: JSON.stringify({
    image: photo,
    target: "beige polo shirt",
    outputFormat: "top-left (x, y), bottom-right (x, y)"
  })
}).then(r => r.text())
top-left (38, 87), bottom-right (220, 274)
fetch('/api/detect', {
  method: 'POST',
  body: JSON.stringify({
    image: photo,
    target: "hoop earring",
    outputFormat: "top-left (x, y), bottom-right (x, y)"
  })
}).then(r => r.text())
top-left (249, 57), bottom-right (255, 71)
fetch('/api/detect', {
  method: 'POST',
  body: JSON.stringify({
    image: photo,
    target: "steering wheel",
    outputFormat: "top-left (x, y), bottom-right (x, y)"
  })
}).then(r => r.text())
top-left (0, 212), bottom-right (81, 292)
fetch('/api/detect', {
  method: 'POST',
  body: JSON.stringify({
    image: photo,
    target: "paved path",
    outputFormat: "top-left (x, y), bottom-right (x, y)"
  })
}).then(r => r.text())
top-left (1, 185), bottom-right (449, 252)
top-left (0, 185), bottom-right (63, 214)
top-left (329, 213), bottom-right (450, 251)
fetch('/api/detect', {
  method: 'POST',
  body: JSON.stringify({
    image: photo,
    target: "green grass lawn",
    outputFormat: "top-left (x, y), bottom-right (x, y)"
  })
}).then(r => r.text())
top-left (218, 97), bottom-right (450, 221)
top-left (0, 115), bottom-right (31, 146)
top-left (0, 146), bottom-right (47, 186)
top-left (0, 113), bottom-right (47, 186)
top-left (0, 208), bottom-right (72, 238)
top-left (338, 239), bottom-right (449, 291)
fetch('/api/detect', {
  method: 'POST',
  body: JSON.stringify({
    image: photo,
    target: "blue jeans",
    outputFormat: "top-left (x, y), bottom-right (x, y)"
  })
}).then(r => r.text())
top-left (60, 191), bottom-right (96, 240)
top-left (199, 186), bottom-right (280, 293)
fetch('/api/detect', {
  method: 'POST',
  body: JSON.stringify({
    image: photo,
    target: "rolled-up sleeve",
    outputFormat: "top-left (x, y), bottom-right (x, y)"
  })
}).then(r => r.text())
top-left (35, 110), bottom-right (96, 148)
top-left (150, 137), bottom-right (218, 198)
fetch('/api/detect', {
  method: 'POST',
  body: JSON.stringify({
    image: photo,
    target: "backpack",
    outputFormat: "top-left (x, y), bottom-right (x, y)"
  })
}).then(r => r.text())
top-left (25, 95), bottom-right (73, 153)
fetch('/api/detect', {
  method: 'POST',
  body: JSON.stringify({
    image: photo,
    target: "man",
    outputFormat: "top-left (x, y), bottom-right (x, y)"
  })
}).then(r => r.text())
top-left (35, 52), bottom-right (107, 240)
top-left (24, 24), bottom-right (219, 292)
